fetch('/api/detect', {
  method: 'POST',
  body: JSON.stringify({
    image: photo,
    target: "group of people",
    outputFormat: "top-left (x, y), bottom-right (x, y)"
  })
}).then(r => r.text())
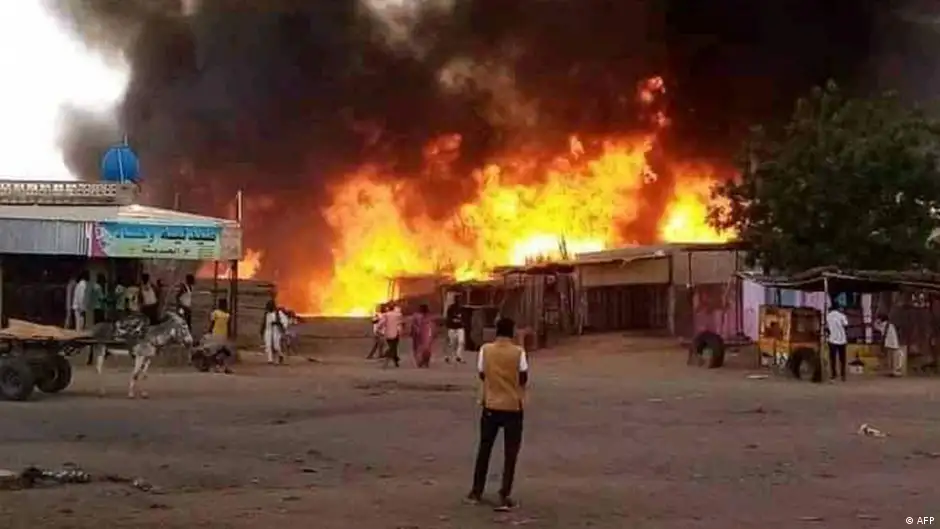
top-left (67, 271), bottom-right (165, 330)
top-left (825, 303), bottom-right (903, 379)
top-left (367, 297), bottom-right (467, 368)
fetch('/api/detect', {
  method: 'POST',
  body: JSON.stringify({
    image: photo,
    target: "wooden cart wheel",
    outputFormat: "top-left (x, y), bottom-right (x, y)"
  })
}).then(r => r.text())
top-left (0, 357), bottom-right (35, 401)
top-left (35, 355), bottom-right (73, 394)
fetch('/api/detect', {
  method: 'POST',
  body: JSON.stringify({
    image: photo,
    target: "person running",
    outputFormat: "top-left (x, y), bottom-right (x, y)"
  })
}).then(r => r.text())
top-left (411, 303), bottom-right (434, 368)
top-left (380, 303), bottom-right (403, 368)
top-left (367, 304), bottom-right (388, 359)
top-left (467, 317), bottom-right (529, 511)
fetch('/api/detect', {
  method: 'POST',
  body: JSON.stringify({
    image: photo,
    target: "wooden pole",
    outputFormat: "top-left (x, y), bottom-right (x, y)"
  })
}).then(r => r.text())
top-left (820, 276), bottom-right (830, 383)
top-left (212, 261), bottom-right (219, 306)
top-left (230, 189), bottom-right (243, 339)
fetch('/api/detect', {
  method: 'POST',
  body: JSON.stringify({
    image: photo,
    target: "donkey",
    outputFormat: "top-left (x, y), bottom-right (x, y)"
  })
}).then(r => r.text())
top-left (89, 311), bottom-right (194, 398)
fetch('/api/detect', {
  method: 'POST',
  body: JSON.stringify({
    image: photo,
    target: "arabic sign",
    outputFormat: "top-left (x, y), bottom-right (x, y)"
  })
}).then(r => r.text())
top-left (91, 221), bottom-right (222, 260)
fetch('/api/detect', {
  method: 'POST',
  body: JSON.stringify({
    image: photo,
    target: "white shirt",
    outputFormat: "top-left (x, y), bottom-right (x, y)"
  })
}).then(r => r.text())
top-left (380, 308), bottom-right (403, 339)
top-left (478, 343), bottom-right (530, 372)
top-left (875, 321), bottom-right (900, 349)
top-left (264, 311), bottom-right (286, 335)
top-left (826, 309), bottom-right (849, 345)
top-left (71, 280), bottom-right (87, 311)
top-left (179, 283), bottom-right (193, 308)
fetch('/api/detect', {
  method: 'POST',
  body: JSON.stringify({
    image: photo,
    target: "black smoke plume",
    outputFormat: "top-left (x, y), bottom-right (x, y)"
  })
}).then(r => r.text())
top-left (44, 0), bottom-right (938, 305)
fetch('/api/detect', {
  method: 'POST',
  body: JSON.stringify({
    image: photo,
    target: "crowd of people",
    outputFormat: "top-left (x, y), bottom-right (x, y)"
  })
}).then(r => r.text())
top-left (64, 270), bottom-right (298, 369)
top-left (66, 271), bottom-right (171, 330)
top-left (68, 274), bottom-right (529, 509)
top-left (368, 296), bottom-right (468, 368)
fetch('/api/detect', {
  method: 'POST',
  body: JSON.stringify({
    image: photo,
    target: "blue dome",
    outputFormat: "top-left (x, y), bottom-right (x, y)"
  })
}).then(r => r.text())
top-left (100, 145), bottom-right (141, 182)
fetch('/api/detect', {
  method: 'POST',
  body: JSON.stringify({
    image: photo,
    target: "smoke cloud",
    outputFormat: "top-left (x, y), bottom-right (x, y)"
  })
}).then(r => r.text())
top-left (40, 0), bottom-right (939, 299)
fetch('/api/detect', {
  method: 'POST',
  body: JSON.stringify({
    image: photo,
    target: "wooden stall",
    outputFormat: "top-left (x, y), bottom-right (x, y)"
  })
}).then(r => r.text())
top-left (497, 262), bottom-right (579, 351)
top-left (442, 278), bottom-right (505, 351)
top-left (192, 278), bottom-right (275, 343)
top-left (575, 242), bottom-right (746, 341)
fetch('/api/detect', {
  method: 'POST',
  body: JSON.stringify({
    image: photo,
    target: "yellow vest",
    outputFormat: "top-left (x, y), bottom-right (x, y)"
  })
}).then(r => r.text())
top-left (479, 339), bottom-right (525, 411)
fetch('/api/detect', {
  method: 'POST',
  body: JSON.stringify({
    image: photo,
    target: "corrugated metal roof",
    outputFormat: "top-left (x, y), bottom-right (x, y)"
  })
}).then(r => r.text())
top-left (0, 204), bottom-right (242, 257)
top-left (0, 219), bottom-right (89, 255)
top-left (576, 241), bottom-right (743, 261)
top-left (0, 204), bottom-right (237, 226)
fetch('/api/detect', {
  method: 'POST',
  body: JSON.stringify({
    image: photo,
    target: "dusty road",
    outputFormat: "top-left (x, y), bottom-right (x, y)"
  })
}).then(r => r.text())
top-left (0, 333), bottom-right (938, 529)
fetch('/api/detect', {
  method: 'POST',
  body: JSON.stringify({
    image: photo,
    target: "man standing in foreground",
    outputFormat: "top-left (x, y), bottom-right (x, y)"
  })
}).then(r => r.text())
top-left (826, 302), bottom-right (849, 381)
top-left (467, 317), bottom-right (528, 511)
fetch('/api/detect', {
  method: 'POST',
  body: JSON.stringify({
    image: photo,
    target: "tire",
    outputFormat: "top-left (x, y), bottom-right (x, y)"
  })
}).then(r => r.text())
top-left (788, 347), bottom-right (822, 382)
top-left (689, 331), bottom-right (725, 369)
top-left (0, 357), bottom-right (35, 401)
top-left (35, 356), bottom-right (73, 394)
top-left (191, 351), bottom-right (212, 373)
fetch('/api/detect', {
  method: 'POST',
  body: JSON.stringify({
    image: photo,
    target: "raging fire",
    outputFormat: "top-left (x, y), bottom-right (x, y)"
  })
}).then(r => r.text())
top-left (197, 248), bottom-right (263, 280)
top-left (312, 76), bottom-right (732, 315)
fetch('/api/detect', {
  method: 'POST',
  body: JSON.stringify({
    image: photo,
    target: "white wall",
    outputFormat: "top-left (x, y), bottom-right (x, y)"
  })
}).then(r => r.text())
top-left (740, 281), bottom-right (871, 341)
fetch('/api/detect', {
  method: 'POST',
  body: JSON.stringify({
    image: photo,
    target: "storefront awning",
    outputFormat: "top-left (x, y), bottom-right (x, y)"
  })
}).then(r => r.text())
top-left (0, 203), bottom-right (241, 260)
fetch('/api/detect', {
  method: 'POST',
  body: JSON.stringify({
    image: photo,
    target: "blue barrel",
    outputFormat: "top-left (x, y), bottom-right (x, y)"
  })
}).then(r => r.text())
top-left (100, 145), bottom-right (141, 183)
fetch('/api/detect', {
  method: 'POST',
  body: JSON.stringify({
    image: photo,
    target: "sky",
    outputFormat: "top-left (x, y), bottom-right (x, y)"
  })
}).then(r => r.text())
top-left (0, 1), bottom-right (127, 181)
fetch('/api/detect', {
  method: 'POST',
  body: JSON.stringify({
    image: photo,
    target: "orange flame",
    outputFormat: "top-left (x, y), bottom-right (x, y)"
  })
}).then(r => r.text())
top-left (197, 248), bottom-right (263, 280)
top-left (310, 76), bottom-right (732, 315)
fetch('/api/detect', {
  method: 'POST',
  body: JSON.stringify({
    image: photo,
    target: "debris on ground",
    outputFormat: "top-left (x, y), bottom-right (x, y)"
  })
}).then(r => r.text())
top-left (911, 449), bottom-right (940, 459)
top-left (353, 380), bottom-right (463, 393)
top-left (797, 515), bottom-right (825, 522)
top-left (0, 469), bottom-right (18, 490)
top-left (0, 465), bottom-right (160, 493)
top-left (746, 374), bottom-right (769, 380)
top-left (857, 424), bottom-right (887, 437)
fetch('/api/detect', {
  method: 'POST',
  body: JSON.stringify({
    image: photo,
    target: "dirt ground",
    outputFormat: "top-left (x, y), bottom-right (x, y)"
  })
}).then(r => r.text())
top-left (1, 333), bottom-right (938, 529)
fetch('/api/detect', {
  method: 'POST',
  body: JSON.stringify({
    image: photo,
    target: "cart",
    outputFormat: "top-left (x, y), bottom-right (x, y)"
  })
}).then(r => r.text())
top-left (0, 320), bottom-right (116, 401)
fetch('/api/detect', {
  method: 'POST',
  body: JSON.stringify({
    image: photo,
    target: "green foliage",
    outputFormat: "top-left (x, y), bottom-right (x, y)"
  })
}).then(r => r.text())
top-left (709, 81), bottom-right (940, 273)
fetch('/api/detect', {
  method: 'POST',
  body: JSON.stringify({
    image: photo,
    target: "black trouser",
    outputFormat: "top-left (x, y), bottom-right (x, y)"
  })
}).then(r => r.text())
top-left (385, 337), bottom-right (400, 365)
top-left (828, 342), bottom-right (847, 379)
top-left (471, 408), bottom-right (523, 499)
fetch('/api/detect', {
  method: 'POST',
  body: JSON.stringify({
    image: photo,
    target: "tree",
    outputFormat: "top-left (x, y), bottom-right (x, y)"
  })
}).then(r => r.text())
top-left (709, 82), bottom-right (940, 273)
